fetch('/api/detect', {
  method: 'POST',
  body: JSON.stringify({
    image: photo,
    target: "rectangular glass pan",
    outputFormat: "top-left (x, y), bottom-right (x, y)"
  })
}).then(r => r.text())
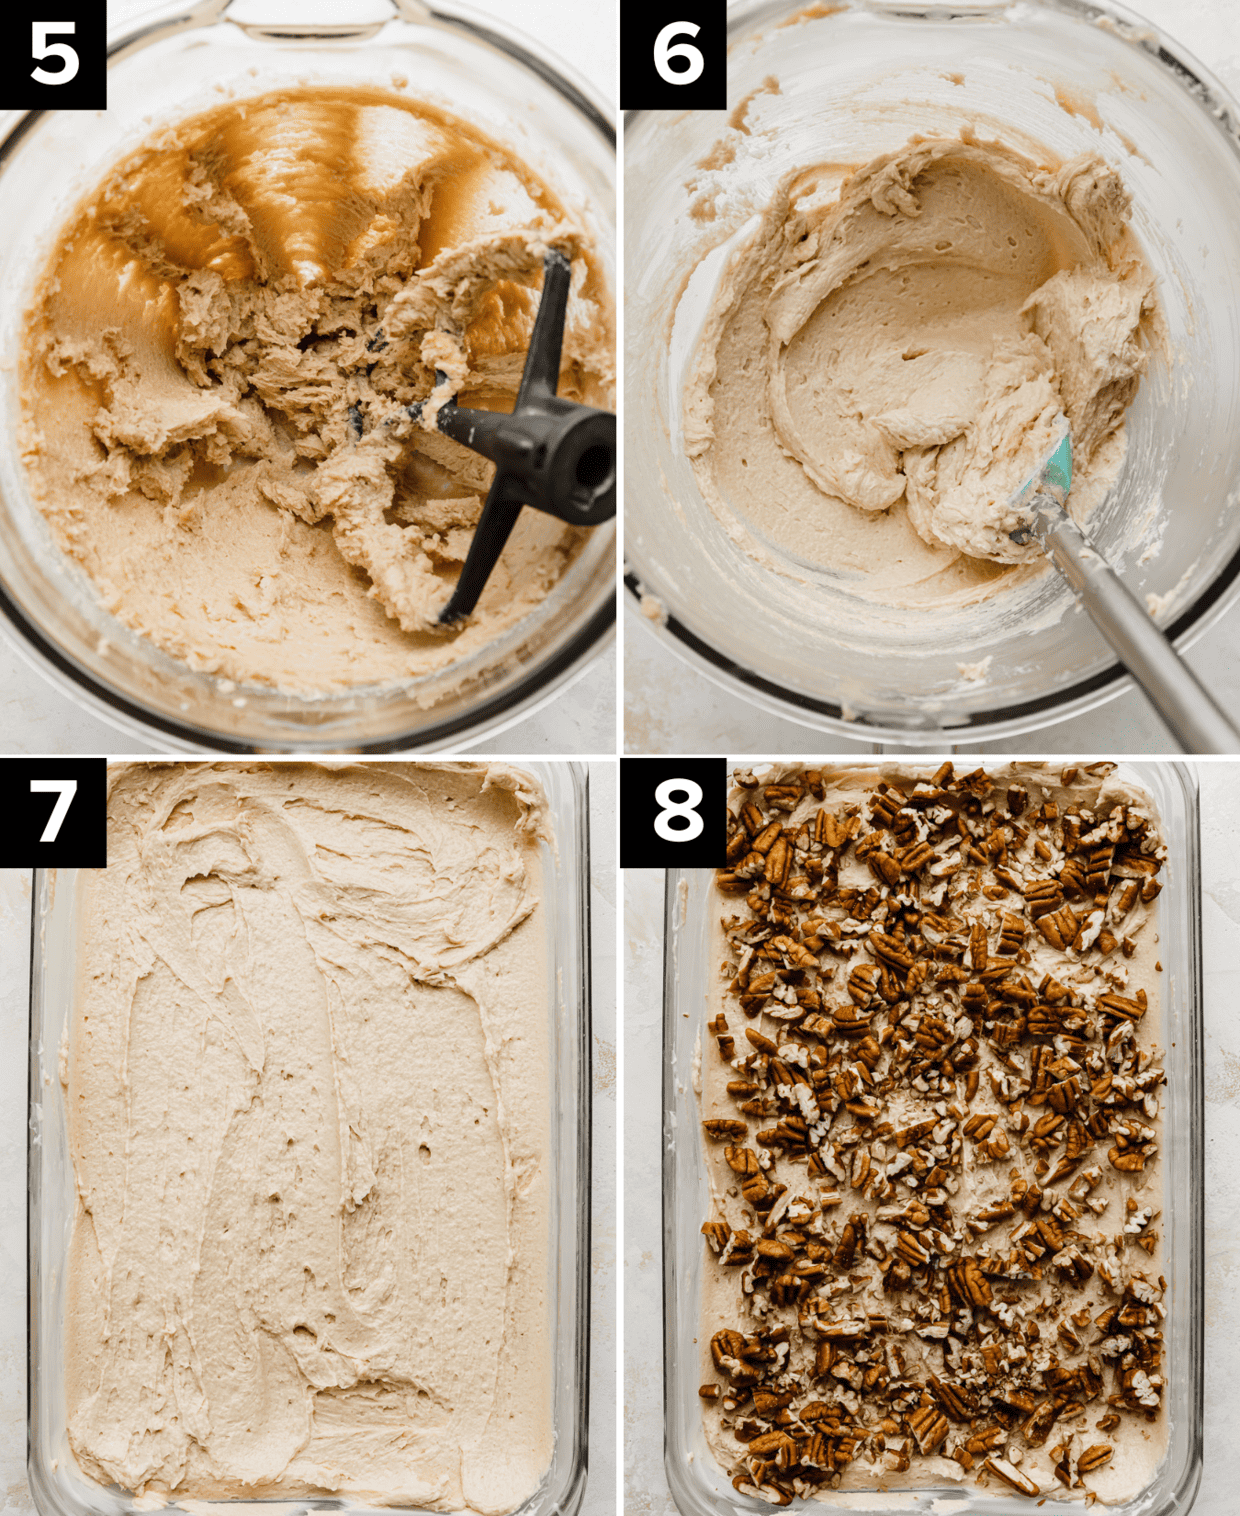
top-left (29, 759), bottom-right (591, 1516)
top-left (662, 761), bottom-right (1203, 1516)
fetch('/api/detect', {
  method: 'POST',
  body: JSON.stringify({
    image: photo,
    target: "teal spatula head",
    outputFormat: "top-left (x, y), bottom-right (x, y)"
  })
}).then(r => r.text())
top-left (1009, 413), bottom-right (1072, 545)
top-left (1039, 414), bottom-right (1073, 496)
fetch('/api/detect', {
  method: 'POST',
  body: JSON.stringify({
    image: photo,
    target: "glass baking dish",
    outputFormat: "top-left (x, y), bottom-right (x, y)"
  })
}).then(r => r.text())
top-left (662, 761), bottom-right (1203, 1516)
top-left (28, 759), bottom-right (592, 1516)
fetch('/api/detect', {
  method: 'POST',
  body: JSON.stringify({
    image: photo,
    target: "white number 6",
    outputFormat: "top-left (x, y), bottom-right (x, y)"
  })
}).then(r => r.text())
top-left (32, 22), bottom-right (79, 86)
top-left (654, 21), bottom-right (705, 86)
top-left (655, 778), bottom-right (704, 842)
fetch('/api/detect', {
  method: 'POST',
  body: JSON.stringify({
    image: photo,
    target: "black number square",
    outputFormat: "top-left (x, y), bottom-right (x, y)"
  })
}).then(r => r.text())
top-left (0, 5), bottom-right (107, 112)
top-left (621, 3), bottom-right (727, 112)
top-left (1, 758), bottom-right (106, 868)
top-left (620, 757), bottom-right (726, 869)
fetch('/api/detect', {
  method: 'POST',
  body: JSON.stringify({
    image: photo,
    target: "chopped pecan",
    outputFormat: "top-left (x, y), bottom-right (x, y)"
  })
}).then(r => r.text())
top-left (701, 1220), bottom-right (731, 1253)
top-left (908, 1402), bottom-right (950, 1455)
top-left (1097, 992), bottom-right (1147, 1023)
top-left (930, 1375), bottom-right (978, 1421)
top-left (1036, 903), bottom-right (1082, 950)
top-left (985, 1457), bottom-right (1041, 1497)
top-left (946, 1256), bottom-right (992, 1306)
top-left (868, 851), bottom-right (902, 887)
top-left (724, 1144), bottom-right (758, 1176)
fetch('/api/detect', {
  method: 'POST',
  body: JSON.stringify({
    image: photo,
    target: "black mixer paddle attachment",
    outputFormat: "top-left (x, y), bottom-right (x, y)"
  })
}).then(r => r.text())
top-left (404, 247), bottom-right (616, 626)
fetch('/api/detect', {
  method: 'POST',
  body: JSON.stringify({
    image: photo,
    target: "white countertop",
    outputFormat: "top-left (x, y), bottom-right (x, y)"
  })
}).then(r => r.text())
top-left (0, 0), bottom-right (617, 757)
top-left (0, 758), bottom-right (617, 1516)
top-left (623, 0), bottom-right (1240, 758)
top-left (624, 760), bottom-right (1240, 1513)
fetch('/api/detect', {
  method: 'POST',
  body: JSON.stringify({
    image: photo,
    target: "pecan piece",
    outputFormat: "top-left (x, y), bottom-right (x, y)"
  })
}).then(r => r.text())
top-left (765, 835), bottom-right (792, 888)
top-left (833, 1213), bottom-right (867, 1269)
top-left (1036, 903), bottom-right (1081, 950)
top-left (1097, 991), bottom-right (1147, 1023)
top-left (986, 1457), bottom-right (1040, 1497)
top-left (967, 921), bottom-right (988, 972)
top-left (710, 1329), bottom-right (747, 1370)
top-left (908, 1402), bottom-right (950, 1455)
top-left (869, 929), bottom-right (916, 972)
top-left (946, 1257), bottom-right (992, 1306)
top-left (1022, 1398), bottom-right (1058, 1447)
top-left (701, 1220), bottom-right (730, 1253)
top-left (750, 821), bottom-right (782, 854)
top-left (724, 1144), bottom-right (759, 1176)
top-left (897, 839), bottom-right (935, 874)
top-left (929, 1375), bottom-right (977, 1421)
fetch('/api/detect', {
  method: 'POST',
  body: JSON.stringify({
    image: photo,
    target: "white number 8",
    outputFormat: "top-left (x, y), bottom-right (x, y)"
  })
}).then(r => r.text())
top-left (655, 778), bottom-right (704, 842)
top-left (32, 22), bottom-right (79, 86)
top-left (654, 22), bottom-right (704, 86)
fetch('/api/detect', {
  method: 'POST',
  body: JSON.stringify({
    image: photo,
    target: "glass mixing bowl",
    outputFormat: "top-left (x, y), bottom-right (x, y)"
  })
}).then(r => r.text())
top-left (0, 0), bottom-right (615, 752)
top-left (624, 0), bottom-right (1240, 745)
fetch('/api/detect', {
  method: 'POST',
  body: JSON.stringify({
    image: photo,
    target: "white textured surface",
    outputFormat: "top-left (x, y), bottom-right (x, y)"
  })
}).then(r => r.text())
top-left (625, 607), bottom-right (1240, 757)
top-left (0, 757), bottom-right (617, 1516)
top-left (1, 634), bottom-right (617, 757)
top-left (624, 760), bottom-right (1240, 1513)
top-left (0, 0), bottom-right (617, 758)
top-left (623, 0), bottom-right (1240, 758)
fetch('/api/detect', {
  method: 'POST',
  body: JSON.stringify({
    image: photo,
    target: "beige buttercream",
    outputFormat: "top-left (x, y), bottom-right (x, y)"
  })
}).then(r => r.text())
top-left (65, 762), bottom-right (552, 1513)
top-left (21, 87), bottom-right (614, 691)
top-left (685, 134), bottom-right (1156, 601)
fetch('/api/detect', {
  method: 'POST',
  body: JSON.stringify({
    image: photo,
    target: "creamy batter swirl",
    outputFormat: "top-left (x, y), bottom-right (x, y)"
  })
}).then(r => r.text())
top-left (686, 134), bottom-right (1156, 601)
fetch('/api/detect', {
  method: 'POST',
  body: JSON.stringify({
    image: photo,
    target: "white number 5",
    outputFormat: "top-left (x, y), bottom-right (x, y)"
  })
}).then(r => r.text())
top-left (31, 779), bottom-right (77, 842)
top-left (32, 22), bottom-right (79, 86)
top-left (654, 22), bottom-right (704, 86)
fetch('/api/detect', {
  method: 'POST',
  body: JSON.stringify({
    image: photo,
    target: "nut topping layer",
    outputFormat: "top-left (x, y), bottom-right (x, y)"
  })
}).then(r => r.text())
top-left (699, 763), bottom-right (1167, 1505)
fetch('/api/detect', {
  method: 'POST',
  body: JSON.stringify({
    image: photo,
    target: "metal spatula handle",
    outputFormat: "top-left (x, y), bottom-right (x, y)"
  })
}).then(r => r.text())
top-left (1025, 492), bottom-right (1240, 753)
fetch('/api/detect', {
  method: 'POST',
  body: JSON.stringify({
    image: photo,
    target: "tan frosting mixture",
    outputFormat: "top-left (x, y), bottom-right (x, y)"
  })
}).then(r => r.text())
top-left (685, 135), bottom-right (1157, 603)
top-left (65, 762), bottom-right (552, 1513)
top-left (22, 87), bottom-right (613, 691)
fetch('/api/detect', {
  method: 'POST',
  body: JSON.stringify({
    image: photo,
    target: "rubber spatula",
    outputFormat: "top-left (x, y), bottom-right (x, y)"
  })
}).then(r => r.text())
top-left (1008, 415), bottom-right (1239, 752)
top-left (402, 247), bottom-right (615, 625)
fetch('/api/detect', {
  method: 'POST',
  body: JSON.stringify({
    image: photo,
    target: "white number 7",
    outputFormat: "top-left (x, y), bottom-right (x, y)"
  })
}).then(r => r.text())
top-left (32, 22), bottom-right (80, 86)
top-left (31, 779), bottom-right (77, 842)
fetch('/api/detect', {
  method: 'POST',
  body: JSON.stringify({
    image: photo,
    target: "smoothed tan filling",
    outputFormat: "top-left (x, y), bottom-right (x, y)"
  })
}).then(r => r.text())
top-left (66, 761), bottom-right (552, 1514)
